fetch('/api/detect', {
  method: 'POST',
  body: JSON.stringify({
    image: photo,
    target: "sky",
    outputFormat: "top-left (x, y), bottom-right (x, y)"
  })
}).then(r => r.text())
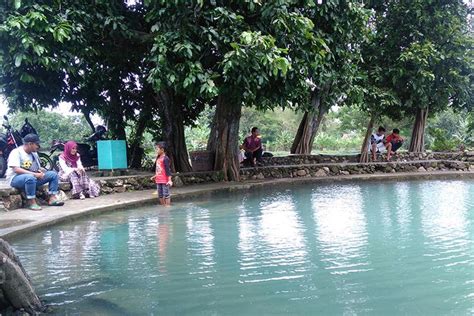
top-left (0, 96), bottom-right (103, 125)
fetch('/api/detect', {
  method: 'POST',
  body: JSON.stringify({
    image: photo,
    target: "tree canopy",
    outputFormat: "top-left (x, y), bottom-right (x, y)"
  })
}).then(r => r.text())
top-left (0, 0), bottom-right (472, 176)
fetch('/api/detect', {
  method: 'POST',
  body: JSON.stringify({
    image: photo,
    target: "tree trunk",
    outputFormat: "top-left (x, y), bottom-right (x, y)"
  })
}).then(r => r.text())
top-left (409, 107), bottom-right (429, 152)
top-left (206, 111), bottom-right (218, 152)
top-left (0, 239), bottom-right (44, 314)
top-left (82, 109), bottom-right (96, 133)
top-left (359, 115), bottom-right (375, 163)
top-left (156, 90), bottom-right (192, 173)
top-left (211, 95), bottom-right (242, 181)
top-left (107, 90), bottom-right (127, 141)
top-left (290, 92), bottom-right (326, 154)
top-left (128, 108), bottom-right (150, 169)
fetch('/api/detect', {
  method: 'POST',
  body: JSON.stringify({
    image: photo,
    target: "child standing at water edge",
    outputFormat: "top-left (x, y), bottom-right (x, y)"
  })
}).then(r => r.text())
top-left (150, 142), bottom-right (173, 206)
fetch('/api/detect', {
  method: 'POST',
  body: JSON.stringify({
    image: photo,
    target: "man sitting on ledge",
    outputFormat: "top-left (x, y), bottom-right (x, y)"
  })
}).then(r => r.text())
top-left (385, 128), bottom-right (404, 161)
top-left (242, 127), bottom-right (263, 167)
top-left (6, 134), bottom-right (64, 210)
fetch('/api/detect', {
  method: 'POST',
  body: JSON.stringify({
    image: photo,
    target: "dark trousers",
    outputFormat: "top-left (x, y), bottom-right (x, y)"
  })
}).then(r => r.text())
top-left (391, 141), bottom-right (403, 152)
top-left (244, 148), bottom-right (263, 165)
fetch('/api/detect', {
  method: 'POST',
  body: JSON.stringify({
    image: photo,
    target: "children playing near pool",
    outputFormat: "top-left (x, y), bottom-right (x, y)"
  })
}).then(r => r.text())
top-left (150, 142), bottom-right (173, 206)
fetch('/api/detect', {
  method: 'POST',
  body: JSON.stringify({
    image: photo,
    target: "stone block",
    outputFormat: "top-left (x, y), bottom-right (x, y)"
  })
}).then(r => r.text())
top-left (173, 176), bottom-right (184, 187)
top-left (314, 169), bottom-right (327, 177)
top-left (111, 179), bottom-right (124, 187)
top-left (2, 195), bottom-right (22, 210)
top-left (329, 166), bottom-right (340, 174)
top-left (296, 170), bottom-right (307, 177)
top-left (417, 166), bottom-right (427, 172)
top-left (59, 182), bottom-right (72, 191)
top-left (125, 178), bottom-right (139, 186)
top-left (113, 186), bottom-right (126, 193)
top-left (101, 186), bottom-right (114, 194)
top-left (384, 166), bottom-right (394, 173)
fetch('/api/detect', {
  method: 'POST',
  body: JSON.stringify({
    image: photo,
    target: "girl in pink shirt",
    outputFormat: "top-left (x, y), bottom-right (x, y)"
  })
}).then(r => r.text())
top-left (150, 142), bottom-right (173, 206)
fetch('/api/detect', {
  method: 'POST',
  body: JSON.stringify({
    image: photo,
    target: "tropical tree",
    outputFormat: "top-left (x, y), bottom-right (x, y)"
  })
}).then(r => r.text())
top-left (0, 1), bottom-right (157, 167)
top-left (289, 1), bottom-right (370, 154)
top-left (147, 1), bottom-right (316, 180)
top-left (372, 0), bottom-right (473, 152)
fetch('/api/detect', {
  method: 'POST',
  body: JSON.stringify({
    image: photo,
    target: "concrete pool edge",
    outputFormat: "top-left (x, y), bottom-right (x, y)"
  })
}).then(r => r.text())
top-left (1, 170), bottom-right (473, 241)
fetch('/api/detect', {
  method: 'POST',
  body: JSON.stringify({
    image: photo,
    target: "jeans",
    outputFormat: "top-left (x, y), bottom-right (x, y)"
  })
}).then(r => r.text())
top-left (10, 171), bottom-right (59, 199)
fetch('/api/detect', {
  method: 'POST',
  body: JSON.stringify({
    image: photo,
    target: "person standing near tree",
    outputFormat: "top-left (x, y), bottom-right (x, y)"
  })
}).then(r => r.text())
top-left (150, 142), bottom-right (173, 206)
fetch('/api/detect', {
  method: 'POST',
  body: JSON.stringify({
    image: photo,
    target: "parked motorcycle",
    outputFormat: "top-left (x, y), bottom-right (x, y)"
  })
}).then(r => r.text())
top-left (77, 125), bottom-right (108, 168)
top-left (43, 125), bottom-right (108, 171)
top-left (0, 116), bottom-right (54, 178)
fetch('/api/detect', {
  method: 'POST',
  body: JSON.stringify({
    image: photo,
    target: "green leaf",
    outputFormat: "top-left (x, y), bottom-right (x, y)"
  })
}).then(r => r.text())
top-left (14, 55), bottom-right (23, 67)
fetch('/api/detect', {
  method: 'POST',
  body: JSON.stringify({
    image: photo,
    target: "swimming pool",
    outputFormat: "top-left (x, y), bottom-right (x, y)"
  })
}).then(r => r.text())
top-left (12, 180), bottom-right (474, 315)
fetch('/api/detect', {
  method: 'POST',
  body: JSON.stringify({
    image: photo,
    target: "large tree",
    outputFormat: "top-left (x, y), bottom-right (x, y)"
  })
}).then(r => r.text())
top-left (0, 1), bottom-right (153, 166)
top-left (373, 0), bottom-right (473, 152)
top-left (147, 1), bottom-right (315, 180)
top-left (289, 1), bottom-right (370, 154)
top-left (0, 1), bottom-right (198, 171)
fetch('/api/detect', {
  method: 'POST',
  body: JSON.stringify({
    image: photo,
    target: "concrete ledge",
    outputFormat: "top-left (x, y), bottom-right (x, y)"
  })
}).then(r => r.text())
top-left (1, 170), bottom-right (473, 241)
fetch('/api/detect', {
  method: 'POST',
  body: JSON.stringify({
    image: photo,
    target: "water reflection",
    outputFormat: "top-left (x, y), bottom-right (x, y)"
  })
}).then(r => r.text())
top-left (186, 206), bottom-right (216, 288)
top-left (418, 181), bottom-right (474, 311)
top-left (156, 210), bottom-right (172, 273)
top-left (9, 180), bottom-right (474, 315)
top-left (238, 193), bottom-right (308, 285)
top-left (313, 185), bottom-right (369, 273)
top-left (420, 181), bottom-right (471, 265)
top-left (393, 182), bottom-right (413, 239)
top-left (312, 184), bottom-right (370, 313)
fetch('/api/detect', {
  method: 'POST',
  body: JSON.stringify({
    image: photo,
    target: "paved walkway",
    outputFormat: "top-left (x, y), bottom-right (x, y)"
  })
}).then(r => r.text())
top-left (1, 171), bottom-right (473, 241)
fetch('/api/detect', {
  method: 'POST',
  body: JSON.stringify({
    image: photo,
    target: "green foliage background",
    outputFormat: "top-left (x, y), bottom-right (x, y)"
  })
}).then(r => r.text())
top-left (0, 110), bottom-right (90, 149)
top-left (185, 106), bottom-right (474, 155)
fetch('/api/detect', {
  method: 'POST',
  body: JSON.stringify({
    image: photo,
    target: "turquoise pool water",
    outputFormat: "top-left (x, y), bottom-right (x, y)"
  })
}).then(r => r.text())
top-left (12, 180), bottom-right (474, 315)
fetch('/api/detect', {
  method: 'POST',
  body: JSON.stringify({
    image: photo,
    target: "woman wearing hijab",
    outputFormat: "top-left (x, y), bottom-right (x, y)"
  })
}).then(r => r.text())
top-left (58, 141), bottom-right (100, 199)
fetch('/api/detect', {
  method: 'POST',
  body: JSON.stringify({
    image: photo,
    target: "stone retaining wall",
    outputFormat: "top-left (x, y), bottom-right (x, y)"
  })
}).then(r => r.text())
top-left (261, 151), bottom-right (473, 165)
top-left (241, 160), bottom-right (474, 180)
top-left (1, 154), bottom-right (473, 211)
top-left (0, 171), bottom-right (223, 211)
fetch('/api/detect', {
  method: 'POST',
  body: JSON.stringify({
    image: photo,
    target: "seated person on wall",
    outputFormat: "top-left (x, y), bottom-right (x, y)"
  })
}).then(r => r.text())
top-left (58, 141), bottom-right (100, 199)
top-left (242, 127), bottom-right (263, 167)
top-left (385, 128), bottom-right (404, 160)
top-left (370, 126), bottom-right (387, 161)
top-left (6, 134), bottom-right (64, 210)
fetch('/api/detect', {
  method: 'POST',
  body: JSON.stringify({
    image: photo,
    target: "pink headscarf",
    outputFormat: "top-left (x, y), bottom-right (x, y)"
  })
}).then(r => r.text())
top-left (60, 141), bottom-right (79, 168)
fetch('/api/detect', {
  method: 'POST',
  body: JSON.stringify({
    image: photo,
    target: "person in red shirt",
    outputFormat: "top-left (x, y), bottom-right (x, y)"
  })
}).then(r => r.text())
top-left (150, 142), bottom-right (173, 206)
top-left (242, 127), bottom-right (263, 167)
top-left (385, 128), bottom-right (404, 161)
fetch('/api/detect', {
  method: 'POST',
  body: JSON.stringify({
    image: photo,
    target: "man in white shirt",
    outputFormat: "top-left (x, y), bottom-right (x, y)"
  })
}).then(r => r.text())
top-left (370, 126), bottom-right (386, 161)
top-left (7, 134), bottom-right (63, 210)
